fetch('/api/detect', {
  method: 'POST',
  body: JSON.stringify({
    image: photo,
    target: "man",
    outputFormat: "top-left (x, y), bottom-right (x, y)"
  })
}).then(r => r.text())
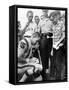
top-left (49, 11), bottom-right (65, 80)
top-left (21, 10), bottom-right (35, 38)
top-left (39, 10), bottom-right (53, 80)
top-left (34, 16), bottom-right (40, 33)
top-left (18, 32), bottom-right (43, 82)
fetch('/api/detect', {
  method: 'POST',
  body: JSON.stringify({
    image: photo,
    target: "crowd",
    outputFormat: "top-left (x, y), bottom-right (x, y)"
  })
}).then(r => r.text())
top-left (17, 9), bottom-right (66, 82)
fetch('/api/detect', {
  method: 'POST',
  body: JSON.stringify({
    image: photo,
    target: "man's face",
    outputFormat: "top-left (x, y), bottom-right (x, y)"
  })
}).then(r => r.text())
top-left (43, 10), bottom-right (48, 17)
top-left (31, 33), bottom-right (40, 49)
top-left (54, 14), bottom-right (60, 22)
top-left (32, 38), bottom-right (40, 49)
top-left (35, 16), bottom-right (40, 25)
top-left (40, 15), bottom-right (44, 20)
top-left (27, 12), bottom-right (33, 22)
top-left (50, 16), bottom-right (54, 21)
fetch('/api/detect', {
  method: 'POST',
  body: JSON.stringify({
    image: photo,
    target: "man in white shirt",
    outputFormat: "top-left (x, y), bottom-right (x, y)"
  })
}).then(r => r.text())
top-left (21, 11), bottom-right (35, 39)
top-left (34, 15), bottom-right (40, 33)
top-left (39, 10), bottom-right (53, 81)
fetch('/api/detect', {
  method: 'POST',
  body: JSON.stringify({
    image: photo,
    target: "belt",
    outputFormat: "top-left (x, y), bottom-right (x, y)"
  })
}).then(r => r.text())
top-left (42, 32), bottom-right (53, 37)
top-left (24, 35), bottom-right (31, 38)
top-left (42, 33), bottom-right (47, 37)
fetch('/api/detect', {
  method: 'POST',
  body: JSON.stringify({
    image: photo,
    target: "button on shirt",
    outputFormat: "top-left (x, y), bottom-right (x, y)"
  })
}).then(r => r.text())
top-left (39, 18), bottom-right (53, 34)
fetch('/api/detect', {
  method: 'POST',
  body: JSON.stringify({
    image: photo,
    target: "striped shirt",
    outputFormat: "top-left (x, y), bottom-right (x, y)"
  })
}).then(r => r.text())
top-left (53, 20), bottom-right (64, 44)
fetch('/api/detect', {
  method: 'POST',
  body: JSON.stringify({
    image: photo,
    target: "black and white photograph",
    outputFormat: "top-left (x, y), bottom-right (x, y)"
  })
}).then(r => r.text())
top-left (0, 0), bottom-right (69, 89)
top-left (17, 6), bottom-right (67, 83)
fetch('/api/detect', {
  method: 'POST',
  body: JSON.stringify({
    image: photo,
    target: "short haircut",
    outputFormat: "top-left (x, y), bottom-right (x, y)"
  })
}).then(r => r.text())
top-left (26, 10), bottom-right (33, 17)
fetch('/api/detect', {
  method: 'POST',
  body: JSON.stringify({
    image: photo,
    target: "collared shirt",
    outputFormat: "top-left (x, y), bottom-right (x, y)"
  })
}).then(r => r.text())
top-left (25, 21), bottom-right (35, 33)
top-left (39, 18), bottom-right (53, 33)
top-left (23, 21), bottom-right (35, 37)
top-left (33, 23), bottom-right (41, 33)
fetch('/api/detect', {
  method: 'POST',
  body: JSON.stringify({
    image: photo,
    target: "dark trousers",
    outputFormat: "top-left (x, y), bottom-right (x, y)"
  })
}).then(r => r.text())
top-left (40, 36), bottom-right (52, 80)
top-left (50, 46), bottom-right (65, 80)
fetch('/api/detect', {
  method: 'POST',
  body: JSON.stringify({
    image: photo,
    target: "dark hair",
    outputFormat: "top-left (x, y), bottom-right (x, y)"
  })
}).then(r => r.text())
top-left (49, 11), bottom-right (61, 18)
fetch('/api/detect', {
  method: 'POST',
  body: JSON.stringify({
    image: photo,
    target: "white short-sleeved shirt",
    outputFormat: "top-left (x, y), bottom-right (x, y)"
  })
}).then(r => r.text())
top-left (39, 18), bottom-right (53, 33)
top-left (25, 22), bottom-right (35, 33)
top-left (33, 23), bottom-right (41, 33)
top-left (23, 21), bottom-right (35, 37)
